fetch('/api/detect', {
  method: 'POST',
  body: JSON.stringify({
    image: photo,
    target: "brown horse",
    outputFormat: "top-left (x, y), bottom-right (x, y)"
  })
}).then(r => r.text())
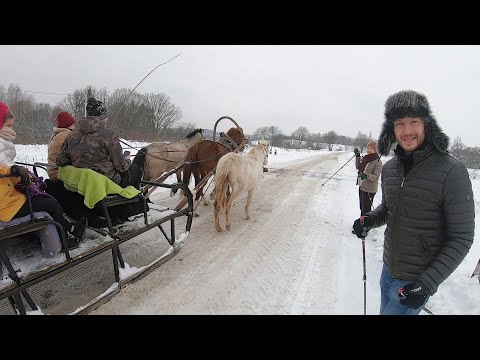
top-left (182, 127), bottom-right (246, 209)
top-left (132, 129), bottom-right (204, 183)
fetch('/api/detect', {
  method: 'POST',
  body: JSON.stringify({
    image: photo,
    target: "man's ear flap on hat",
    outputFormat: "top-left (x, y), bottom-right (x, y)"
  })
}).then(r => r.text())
top-left (378, 122), bottom-right (395, 155)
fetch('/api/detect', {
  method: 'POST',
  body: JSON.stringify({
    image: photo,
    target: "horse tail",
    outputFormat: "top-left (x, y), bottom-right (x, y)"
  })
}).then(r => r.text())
top-left (214, 160), bottom-right (230, 214)
top-left (132, 147), bottom-right (148, 172)
top-left (182, 144), bottom-right (198, 188)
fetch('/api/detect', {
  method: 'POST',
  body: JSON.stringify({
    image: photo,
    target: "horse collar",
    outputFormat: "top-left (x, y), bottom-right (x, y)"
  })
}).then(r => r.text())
top-left (218, 136), bottom-right (237, 150)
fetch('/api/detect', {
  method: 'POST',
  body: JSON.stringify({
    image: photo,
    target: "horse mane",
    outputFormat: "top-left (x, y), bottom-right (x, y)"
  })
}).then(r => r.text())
top-left (185, 128), bottom-right (203, 139)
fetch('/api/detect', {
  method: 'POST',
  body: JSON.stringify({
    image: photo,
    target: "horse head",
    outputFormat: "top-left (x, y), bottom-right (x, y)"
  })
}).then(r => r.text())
top-left (226, 127), bottom-right (246, 151)
top-left (262, 143), bottom-right (269, 165)
top-left (248, 143), bottom-right (269, 165)
top-left (186, 128), bottom-right (204, 141)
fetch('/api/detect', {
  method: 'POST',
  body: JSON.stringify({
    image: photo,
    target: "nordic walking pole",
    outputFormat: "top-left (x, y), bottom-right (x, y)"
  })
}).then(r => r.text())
top-left (362, 235), bottom-right (367, 315)
top-left (321, 154), bottom-right (356, 187)
top-left (359, 216), bottom-right (367, 315)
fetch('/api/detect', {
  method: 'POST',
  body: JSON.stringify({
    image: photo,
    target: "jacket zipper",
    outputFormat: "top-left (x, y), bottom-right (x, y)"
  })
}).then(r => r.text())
top-left (392, 166), bottom-right (406, 278)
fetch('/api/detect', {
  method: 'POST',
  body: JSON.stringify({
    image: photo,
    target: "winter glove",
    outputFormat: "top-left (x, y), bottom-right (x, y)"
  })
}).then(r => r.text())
top-left (10, 165), bottom-right (31, 184)
top-left (354, 148), bottom-right (360, 157)
top-left (358, 171), bottom-right (367, 180)
top-left (353, 216), bottom-right (373, 238)
top-left (398, 282), bottom-right (429, 310)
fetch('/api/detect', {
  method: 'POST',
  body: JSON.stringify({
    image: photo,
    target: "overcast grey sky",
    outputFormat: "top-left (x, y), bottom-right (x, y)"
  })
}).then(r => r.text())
top-left (2, 45), bottom-right (480, 146)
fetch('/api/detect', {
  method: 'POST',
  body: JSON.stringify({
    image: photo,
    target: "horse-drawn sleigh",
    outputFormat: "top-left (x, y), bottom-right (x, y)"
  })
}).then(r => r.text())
top-left (0, 161), bottom-right (194, 315)
top-left (0, 116), bottom-right (257, 314)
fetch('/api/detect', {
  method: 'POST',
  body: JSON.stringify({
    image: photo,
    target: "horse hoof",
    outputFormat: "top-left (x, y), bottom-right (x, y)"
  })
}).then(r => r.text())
top-left (203, 200), bottom-right (210, 206)
top-left (216, 227), bottom-right (224, 232)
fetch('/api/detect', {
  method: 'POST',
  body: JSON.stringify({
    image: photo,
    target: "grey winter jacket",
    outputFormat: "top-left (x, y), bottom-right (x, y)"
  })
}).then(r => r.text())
top-left (366, 142), bottom-right (475, 295)
top-left (355, 156), bottom-right (383, 194)
top-left (56, 116), bottom-right (131, 182)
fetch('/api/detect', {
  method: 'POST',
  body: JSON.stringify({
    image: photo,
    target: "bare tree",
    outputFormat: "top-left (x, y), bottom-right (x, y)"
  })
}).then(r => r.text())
top-left (450, 136), bottom-right (464, 160)
top-left (59, 89), bottom-right (88, 120)
top-left (143, 92), bottom-right (182, 138)
top-left (354, 131), bottom-right (369, 153)
top-left (324, 130), bottom-right (337, 151)
top-left (291, 126), bottom-right (310, 146)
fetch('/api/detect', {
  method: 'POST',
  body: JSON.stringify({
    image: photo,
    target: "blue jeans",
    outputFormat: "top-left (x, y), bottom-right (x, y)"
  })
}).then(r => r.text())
top-left (379, 264), bottom-right (429, 315)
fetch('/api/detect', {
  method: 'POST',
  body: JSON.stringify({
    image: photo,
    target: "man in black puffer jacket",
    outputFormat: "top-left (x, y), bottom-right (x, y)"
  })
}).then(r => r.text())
top-left (353, 90), bottom-right (475, 315)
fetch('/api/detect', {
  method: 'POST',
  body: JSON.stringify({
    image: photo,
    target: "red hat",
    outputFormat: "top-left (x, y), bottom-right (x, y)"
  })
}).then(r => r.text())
top-left (56, 111), bottom-right (76, 128)
top-left (0, 101), bottom-right (11, 130)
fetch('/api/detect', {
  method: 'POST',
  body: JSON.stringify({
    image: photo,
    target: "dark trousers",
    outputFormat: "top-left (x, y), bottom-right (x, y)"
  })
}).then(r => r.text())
top-left (118, 164), bottom-right (143, 190)
top-left (14, 196), bottom-right (71, 238)
top-left (359, 188), bottom-right (376, 216)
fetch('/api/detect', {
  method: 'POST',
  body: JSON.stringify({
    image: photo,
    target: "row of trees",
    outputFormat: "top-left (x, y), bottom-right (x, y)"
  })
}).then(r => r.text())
top-left (0, 84), bottom-right (193, 144)
top-left (253, 126), bottom-right (480, 169)
top-left (450, 137), bottom-right (480, 169)
top-left (253, 126), bottom-right (372, 152)
top-left (4, 83), bottom-right (478, 168)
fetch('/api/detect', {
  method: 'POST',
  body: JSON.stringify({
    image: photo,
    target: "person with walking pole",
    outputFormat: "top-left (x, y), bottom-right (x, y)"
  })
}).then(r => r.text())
top-left (352, 141), bottom-right (382, 234)
top-left (355, 141), bottom-right (382, 216)
top-left (353, 90), bottom-right (475, 315)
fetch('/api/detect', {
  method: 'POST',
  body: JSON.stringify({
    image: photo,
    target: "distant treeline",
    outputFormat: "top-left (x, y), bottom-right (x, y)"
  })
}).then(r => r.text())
top-left (0, 84), bottom-right (195, 144)
top-left (450, 136), bottom-right (480, 169)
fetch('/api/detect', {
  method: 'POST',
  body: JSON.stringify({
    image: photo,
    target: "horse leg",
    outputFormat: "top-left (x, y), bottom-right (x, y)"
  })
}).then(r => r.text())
top-left (225, 188), bottom-right (238, 231)
top-left (201, 171), bottom-right (211, 206)
top-left (225, 201), bottom-right (232, 231)
top-left (209, 185), bottom-right (216, 201)
top-left (172, 171), bottom-right (181, 195)
top-left (214, 198), bottom-right (223, 232)
top-left (245, 189), bottom-right (255, 220)
top-left (193, 171), bottom-right (202, 216)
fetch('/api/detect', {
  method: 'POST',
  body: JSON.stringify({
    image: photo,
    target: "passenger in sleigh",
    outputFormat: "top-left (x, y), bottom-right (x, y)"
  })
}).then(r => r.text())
top-left (56, 97), bottom-right (143, 190)
top-left (0, 102), bottom-right (87, 251)
top-left (51, 97), bottom-right (147, 227)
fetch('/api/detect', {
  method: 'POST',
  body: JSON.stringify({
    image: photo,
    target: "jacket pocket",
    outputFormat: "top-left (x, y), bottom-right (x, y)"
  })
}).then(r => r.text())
top-left (417, 235), bottom-right (432, 265)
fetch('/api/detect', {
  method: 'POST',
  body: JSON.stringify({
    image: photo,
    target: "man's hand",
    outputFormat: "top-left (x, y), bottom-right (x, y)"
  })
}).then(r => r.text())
top-left (10, 165), bottom-right (31, 184)
top-left (398, 282), bottom-right (429, 309)
top-left (352, 216), bottom-right (373, 238)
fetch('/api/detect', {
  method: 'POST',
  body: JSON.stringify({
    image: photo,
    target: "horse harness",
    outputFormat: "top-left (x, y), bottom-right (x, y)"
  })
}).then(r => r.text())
top-left (217, 132), bottom-right (241, 151)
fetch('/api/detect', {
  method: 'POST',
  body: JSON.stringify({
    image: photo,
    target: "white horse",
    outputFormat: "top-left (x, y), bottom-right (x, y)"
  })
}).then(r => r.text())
top-left (214, 143), bottom-right (269, 232)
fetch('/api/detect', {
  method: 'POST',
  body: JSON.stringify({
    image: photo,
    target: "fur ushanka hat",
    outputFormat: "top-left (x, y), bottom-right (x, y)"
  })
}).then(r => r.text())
top-left (378, 90), bottom-right (449, 155)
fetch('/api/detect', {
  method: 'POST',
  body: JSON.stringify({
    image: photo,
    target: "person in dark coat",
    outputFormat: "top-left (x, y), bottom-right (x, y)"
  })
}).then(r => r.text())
top-left (56, 97), bottom-right (143, 189)
top-left (352, 90), bottom-right (475, 315)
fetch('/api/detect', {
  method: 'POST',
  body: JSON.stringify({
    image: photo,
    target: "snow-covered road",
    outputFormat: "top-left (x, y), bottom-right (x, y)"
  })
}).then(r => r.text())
top-left (91, 151), bottom-right (360, 314)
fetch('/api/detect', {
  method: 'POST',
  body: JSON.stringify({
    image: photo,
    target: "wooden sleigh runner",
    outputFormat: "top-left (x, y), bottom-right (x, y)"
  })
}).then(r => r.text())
top-left (0, 163), bottom-right (194, 315)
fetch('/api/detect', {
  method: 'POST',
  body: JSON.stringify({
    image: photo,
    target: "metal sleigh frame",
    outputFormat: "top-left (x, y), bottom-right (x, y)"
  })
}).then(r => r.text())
top-left (0, 163), bottom-right (194, 315)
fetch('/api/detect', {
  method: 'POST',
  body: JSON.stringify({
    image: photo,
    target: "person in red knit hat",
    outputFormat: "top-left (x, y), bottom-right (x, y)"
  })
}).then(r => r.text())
top-left (47, 111), bottom-right (76, 180)
top-left (0, 101), bottom-right (16, 167)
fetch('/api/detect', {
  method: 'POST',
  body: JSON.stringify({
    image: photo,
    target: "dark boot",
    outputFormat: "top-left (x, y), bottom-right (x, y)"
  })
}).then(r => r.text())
top-left (71, 217), bottom-right (88, 243)
top-left (63, 217), bottom-right (88, 251)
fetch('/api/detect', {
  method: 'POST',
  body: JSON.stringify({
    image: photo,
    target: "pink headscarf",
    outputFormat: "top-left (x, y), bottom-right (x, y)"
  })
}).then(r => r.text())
top-left (0, 101), bottom-right (12, 130)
